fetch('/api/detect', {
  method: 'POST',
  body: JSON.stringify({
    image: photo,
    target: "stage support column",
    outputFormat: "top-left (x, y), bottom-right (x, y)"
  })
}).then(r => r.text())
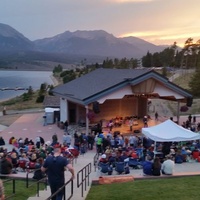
top-left (85, 105), bottom-right (89, 135)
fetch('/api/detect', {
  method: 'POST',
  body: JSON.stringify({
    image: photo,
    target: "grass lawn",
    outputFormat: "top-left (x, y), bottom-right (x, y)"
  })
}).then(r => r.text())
top-left (86, 176), bottom-right (200, 200)
top-left (3, 179), bottom-right (46, 200)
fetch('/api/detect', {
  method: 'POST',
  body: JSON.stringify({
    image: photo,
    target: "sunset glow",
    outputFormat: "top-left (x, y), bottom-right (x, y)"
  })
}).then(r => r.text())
top-left (0, 0), bottom-right (200, 47)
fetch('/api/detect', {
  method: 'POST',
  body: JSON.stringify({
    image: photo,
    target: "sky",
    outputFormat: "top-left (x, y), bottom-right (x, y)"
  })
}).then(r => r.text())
top-left (0, 0), bottom-right (200, 47)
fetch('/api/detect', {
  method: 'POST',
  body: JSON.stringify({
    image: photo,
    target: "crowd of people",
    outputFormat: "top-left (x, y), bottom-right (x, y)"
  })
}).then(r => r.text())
top-left (95, 127), bottom-right (200, 176)
top-left (0, 132), bottom-right (77, 199)
top-left (1, 115), bottom-right (200, 197)
top-left (0, 132), bottom-right (78, 178)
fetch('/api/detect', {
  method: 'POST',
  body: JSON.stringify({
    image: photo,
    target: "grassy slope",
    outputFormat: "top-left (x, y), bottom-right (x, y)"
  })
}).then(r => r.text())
top-left (0, 91), bottom-right (43, 111)
top-left (87, 176), bottom-right (200, 200)
top-left (167, 71), bottom-right (200, 116)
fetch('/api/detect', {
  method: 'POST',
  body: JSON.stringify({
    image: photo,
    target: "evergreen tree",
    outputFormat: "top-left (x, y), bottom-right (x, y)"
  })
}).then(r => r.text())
top-left (189, 70), bottom-right (200, 97)
top-left (142, 51), bottom-right (152, 67)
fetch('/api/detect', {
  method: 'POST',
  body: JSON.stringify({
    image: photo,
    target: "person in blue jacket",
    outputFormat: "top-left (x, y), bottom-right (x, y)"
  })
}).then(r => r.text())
top-left (142, 155), bottom-right (153, 176)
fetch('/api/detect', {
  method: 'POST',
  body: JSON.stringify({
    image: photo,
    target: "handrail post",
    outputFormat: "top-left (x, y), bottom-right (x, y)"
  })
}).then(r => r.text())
top-left (63, 187), bottom-right (66, 200)
top-left (71, 179), bottom-right (73, 197)
top-left (26, 172), bottom-right (29, 188)
top-left (77, 162), bottom-right (92, 198)
top-left (13, 179), bottom-right (15, 194)
top-left (81, 169), bottom-right (84, 197)
top-left (88, 164), bottom-right (90, 186)
top-left (84, 167), bottom-right (86, 192)
top-left (37, 181), bottom-right (39, 197)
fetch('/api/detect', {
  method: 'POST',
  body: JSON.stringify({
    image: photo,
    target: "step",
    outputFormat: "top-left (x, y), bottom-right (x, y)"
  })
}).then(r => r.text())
top-left (27, 186), bottom-right (51, 200)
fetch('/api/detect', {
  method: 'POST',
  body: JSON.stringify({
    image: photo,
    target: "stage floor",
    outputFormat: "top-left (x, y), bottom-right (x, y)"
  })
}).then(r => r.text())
top-left (102, 118), bottom-right (160, 137)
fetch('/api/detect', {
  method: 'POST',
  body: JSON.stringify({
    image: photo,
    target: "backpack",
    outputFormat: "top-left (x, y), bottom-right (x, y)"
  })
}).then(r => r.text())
top-left (97, 137), bottom-right (102, 145)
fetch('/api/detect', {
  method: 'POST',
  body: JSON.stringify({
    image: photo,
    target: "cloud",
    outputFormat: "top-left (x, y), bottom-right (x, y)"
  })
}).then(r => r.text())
top-left (120, 27), bottom-right (200, 47)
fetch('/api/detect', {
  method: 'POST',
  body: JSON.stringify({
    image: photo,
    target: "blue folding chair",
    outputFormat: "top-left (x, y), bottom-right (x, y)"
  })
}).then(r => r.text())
top-left (115, 162), bottom-right (125, 174)
top-left (99, 162), bottom-right (113, 175)
top-left (128, 158), bottom-right (141, 169)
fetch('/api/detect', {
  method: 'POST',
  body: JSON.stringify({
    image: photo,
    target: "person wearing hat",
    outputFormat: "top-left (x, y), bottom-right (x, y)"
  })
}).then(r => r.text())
top-left (161, 154), bottom-right (175, 175)
top-left (41, 147), bottom-right (75, 200)
top-left (99, 154), bottom-right (108, 163)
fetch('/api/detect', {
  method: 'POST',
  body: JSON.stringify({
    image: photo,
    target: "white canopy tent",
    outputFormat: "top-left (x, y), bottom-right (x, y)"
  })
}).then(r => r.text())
top-left (142, 119), bottom-right (200, 142)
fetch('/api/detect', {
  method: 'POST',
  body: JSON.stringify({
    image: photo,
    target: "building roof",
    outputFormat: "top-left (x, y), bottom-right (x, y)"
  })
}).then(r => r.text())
top-left (52, 68), bottom-right (193, 105)
top-left (43, 95), bottom-right (60, 108)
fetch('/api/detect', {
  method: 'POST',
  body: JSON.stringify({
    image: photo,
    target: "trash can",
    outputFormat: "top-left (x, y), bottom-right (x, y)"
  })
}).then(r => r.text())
top-left (44, 108), bottom-right (60, 125)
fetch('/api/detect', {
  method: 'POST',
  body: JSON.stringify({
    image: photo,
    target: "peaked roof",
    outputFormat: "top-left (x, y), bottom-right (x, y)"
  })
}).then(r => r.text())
top-left (52, 68), bottom-right (192, 105)
top-left (142, 119), bottom-right (200, 142)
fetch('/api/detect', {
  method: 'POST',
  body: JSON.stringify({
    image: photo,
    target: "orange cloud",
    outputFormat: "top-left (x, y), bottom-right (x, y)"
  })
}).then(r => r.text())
top-left (120, 28), bottom-right (200, 47)
top-left (105, 0), bottom-right (154, 3)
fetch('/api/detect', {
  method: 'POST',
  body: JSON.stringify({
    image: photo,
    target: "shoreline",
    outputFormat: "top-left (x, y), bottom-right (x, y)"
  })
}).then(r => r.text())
top-left (0, 68), bottom-right (52, 72)
top-left (0, 70), bottom-right (55, 103)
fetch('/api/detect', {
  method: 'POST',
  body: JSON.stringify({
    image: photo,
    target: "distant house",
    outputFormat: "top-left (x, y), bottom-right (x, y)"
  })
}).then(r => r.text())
top-left (52, 68), bottom-right (193, 133)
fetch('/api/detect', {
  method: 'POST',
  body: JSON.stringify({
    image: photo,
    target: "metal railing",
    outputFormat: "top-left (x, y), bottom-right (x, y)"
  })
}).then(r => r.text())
top-left (26, 168), bottom-right (48, 197)
top-left (45, 178), bottom-right (73, 200)
top-left (0, 172), bottom-right (47, 199)
top-left (77, 162), bottom-right (92, 197)
top-left (2, 178), bottom-right (16, 199)
top-left (93, 153), bottom-right (99, 172)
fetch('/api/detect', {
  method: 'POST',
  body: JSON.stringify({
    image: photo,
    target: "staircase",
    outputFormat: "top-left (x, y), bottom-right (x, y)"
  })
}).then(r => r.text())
top-left (27, 150), bottom-right (98, 200)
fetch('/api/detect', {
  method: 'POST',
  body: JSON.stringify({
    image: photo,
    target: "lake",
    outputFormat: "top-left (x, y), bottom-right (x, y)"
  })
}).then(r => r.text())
top-left (0, 70), bottom-right (54, 102)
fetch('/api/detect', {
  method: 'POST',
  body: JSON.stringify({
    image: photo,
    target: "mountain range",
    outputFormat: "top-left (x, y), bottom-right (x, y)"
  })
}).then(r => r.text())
top-left (0, 23), bottom-right (168, 67)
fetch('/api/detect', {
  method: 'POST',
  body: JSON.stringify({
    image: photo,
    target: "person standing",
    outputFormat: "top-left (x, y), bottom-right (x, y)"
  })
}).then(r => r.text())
top-left (188, 114), bottom-right (192, 123)
top-left (143, 116), bottom-right (148, 127)
top-left (155, 112), bottom-right (158, 121)
top-left (87, 132), bottom-right (95, 150)
top-left (63, 132), bottom-right (72, 147)
top-left (64, 120), bottom-right (69, 132)
top-left (41, 147), bottom-right (75, 200)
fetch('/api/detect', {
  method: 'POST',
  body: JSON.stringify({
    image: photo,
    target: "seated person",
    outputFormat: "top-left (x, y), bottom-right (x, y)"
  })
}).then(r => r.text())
top-left (108, 152), bottom-right (117, 167)
top-left (191, 147), bottom-right (199, 160)
top-left (161, 154), bottom-right (175, 175)
top-left (131, 151), bottom-right (139, 159)
top-left (181, 146), bottom-right (190, 161)
top-left (117, 151), bottom-right (128, 162)
top-left (0, 153), bottom-right (13, 174)
top-left (0, 137), bottom-right (5, 146)
top-left (174, 149), bottom-right (183, 164)
top-left (152, 157), bottom-right (161, 176)
top-left (99, 154), bottom-right (108, 164)
top-left (142, 155), bottom-right (153, 176)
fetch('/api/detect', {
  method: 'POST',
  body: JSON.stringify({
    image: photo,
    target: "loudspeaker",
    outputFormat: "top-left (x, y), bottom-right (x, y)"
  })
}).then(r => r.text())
top-left (93, 101), bottom-right (100, 114)
top-left (186, 97), bottom-right (193, 107)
